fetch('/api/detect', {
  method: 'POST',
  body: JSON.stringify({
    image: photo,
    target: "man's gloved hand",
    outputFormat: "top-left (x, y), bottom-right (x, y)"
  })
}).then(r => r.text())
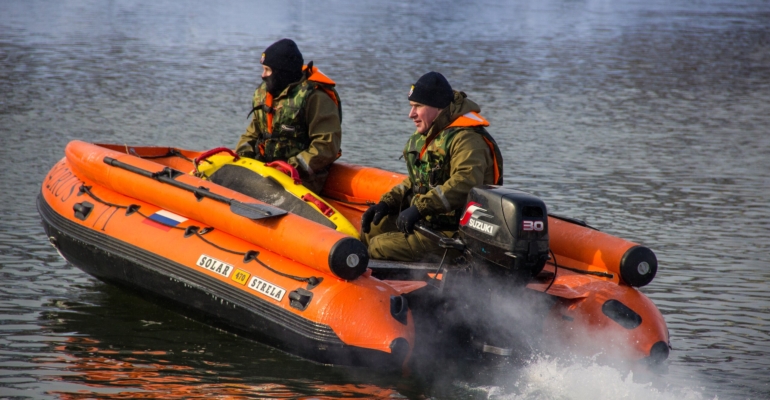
top-left (396, 205), bottom-right (422, 234)
top-left (361, 202), bottom-right (390, 234)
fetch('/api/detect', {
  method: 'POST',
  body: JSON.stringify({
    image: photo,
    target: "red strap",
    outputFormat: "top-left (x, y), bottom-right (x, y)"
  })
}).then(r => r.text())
top-left (265, 160), bottom-right (302, 185)
top-left (301, 193), bottom-right (335, 217)
top-left (194, 147), bottom-right (239, 169)
top-left (265, 93), bottom-right (274, 133)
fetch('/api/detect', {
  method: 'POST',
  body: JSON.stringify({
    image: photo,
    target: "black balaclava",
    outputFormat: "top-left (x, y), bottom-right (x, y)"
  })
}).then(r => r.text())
top-left (260, 38), bottom-right (304, 97)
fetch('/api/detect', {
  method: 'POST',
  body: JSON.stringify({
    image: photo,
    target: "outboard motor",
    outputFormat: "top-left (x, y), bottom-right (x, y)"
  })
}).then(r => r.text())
top-left (458, 186), bottom-right (549, 284)
top-left (442, 186), bottom-right (551, 359)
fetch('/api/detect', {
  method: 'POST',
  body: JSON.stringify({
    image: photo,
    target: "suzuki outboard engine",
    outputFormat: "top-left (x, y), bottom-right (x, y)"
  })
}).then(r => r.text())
top-left (436, 186), bottom-right (551, 359)
top-left (458, 186), bottom-right (549, 284)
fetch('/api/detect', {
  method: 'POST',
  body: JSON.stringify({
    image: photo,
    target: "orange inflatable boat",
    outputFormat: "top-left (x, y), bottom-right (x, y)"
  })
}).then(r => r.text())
top-left (38, 141), bottom-right (670, 370)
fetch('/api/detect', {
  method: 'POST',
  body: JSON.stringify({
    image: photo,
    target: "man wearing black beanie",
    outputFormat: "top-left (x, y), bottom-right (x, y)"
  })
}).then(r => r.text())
top-left (235, 38), bottom-right (342, 193)
top-left (361, 71), bottom-right (504, 262)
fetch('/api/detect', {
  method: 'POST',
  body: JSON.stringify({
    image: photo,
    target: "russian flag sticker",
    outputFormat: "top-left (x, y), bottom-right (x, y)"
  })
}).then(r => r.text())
top-left (142, 210), bottom-right (188, 232)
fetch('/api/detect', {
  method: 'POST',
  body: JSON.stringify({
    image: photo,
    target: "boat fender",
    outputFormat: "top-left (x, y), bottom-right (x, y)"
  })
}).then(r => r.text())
top-left (619, 245), bottom-right (658, 287)
top-left (327, 237), bottom-right (369, 280)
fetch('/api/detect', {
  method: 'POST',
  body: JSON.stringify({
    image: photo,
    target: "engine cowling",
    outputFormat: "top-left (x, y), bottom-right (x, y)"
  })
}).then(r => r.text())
top-left (458, 186), bottom-right (549, 281)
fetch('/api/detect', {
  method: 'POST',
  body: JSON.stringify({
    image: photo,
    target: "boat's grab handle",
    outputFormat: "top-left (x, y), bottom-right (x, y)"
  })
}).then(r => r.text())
top-left (103, 156), bottom-right (287, 220)
top-left (265, 160), bottom-right (302, 185)
top-left (301, 193), bottom-right (335, 217)
top-left (193, 147), bottom-right (240, 170)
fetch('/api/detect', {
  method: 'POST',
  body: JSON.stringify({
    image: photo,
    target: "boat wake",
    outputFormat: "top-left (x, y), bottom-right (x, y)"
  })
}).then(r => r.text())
top-left (452, 355), bottom-right (715, 400)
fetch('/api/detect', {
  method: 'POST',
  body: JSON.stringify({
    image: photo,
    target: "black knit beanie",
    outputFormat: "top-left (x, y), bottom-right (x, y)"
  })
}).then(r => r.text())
top-left (260, 38), bottom-right (304, 73)
top-left (408, 71), bottom-right (453, 109)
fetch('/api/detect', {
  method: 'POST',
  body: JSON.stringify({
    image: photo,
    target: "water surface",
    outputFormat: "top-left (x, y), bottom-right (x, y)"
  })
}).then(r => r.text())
top-left (2, 0), bottom-right (770, 398)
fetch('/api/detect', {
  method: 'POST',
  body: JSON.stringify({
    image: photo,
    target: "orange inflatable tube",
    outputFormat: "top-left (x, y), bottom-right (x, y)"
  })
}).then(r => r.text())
top-left (322, 162), bottom-right (407, 231)
top-left (548, 217), bottom-right (657, 287)
top-left (39, 154), bottom-right (414, 366)
top-left (65, 141), bottom-right (368, 281)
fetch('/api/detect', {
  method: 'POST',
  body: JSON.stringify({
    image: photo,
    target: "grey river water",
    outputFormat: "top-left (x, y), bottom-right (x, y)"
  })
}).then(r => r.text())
top-left (2, 0), bottom-right (770, 399)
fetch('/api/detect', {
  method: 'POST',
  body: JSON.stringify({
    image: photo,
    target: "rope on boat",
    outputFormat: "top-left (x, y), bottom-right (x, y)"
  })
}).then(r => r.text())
top-left (78, 184), bottom-right (322, 285)
top-left (542, 249), bottom-right (614, 294)
top-left (544, 249), bottom-right (558, 293)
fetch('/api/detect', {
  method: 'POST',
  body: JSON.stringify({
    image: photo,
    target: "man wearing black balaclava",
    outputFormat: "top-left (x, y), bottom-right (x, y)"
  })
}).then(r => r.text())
top-left (260, 39), bottom-right (304, 97)
top-left (235, 38), bottom-right (342, 194)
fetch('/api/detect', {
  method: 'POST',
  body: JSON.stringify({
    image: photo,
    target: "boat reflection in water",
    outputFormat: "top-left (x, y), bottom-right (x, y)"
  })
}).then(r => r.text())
top-left (44, 287), bottom-right (406, 399)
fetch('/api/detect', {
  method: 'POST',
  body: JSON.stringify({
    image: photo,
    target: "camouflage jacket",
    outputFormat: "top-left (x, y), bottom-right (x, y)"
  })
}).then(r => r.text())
top-left (235, 66), bottom-right (342, 177)
top-left (382, 91), bottom-right (503, 230)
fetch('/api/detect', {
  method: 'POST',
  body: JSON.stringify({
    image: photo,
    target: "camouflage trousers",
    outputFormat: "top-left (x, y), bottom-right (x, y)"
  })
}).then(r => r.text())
top-left (361, 214), bottom-right (459, 262)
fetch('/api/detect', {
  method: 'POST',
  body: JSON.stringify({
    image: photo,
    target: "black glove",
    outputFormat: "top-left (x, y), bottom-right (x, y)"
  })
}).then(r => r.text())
top-left (361, 202), bottom-right (390, 234)
top-left (396, 205), bottom-right (422, 234)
